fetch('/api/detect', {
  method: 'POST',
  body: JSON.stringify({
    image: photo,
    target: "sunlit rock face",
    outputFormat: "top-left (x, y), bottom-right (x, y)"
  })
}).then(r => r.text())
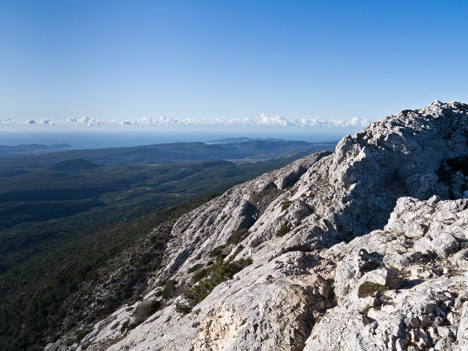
top-left (53, 101), bottom-right (468, 351)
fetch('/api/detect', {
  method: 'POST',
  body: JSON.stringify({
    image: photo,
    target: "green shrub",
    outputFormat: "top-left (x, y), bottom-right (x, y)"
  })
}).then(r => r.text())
top-left (208, 245), bottom-right (226, 258)
top-left (228, 228), bottom-right (249, 245)
top-left (316, 174), bottom-right (323, 184)
top-left (188, 263), bottom-right (203, 273)
top-left (228, 245), bottom-right (243, 262)
top-left (357, 282), bottom-right (388, 298)
top-left (191, 268), bottom-right (209, 283)
top-left (176, 303), bottom-right (192, 315)
top-left (75, 328), bottom-right (92, 343)
top-left (161, 280), bottom-right (177, 299)
top-left (184, 257), bottom-right (253, 307)
top-left (130, 294), bottom-right (142, 304)
top-left (120, 320), bottom-right (129, 333)
top-left (142, 299), bottom-right (162, 317)
top-left (127, 320), bottom-right (142, 331)
top-left (281, 200), bottom-right (291, 211)
top-left (276, 225), bottom-right (290, 237)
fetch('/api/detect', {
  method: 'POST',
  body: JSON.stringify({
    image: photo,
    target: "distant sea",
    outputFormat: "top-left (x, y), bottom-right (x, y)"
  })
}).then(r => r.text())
top-left (0, 130), bottom-right (347, 149)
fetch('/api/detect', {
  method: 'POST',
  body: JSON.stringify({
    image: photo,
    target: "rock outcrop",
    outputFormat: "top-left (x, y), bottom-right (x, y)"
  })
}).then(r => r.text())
top-left (52, 100), bottom-right (468, 351)
top-left (306, 196), bottom-right (468, 351)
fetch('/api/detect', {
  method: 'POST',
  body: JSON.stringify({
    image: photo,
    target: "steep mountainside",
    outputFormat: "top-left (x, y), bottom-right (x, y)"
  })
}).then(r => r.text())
top-left (51, 101), bottom-right (468, 351)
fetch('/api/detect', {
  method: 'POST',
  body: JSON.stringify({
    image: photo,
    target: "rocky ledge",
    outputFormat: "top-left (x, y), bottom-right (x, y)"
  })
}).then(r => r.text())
top-left (51, 100), bottom-right (468, 351)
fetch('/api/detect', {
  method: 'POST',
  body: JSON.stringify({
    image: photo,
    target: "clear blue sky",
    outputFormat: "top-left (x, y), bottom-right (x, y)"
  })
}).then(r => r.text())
top-left (1, 0), bottom-right (468, 123)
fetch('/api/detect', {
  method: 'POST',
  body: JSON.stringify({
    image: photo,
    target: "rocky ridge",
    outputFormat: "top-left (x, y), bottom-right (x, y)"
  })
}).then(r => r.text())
top-left (52, 100), bottom-right (468, 351)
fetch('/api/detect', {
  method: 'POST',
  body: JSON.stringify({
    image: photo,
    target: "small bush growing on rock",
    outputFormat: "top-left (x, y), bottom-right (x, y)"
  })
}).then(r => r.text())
top-left (183, 257), bottom-right (253, 307)
top-left (127, 320), bottom-right (142, 331)
top-left (208, 245), bottom-right (226, 258)
top-left (161, 279), bottom-right (177, 299)
top-left (228, 245), bottom-right (243, 262)
top-left (281, 200), bottom-right (291, 211)
top-left (176, 303), bottom-right (192, 315)
top-left (228, 228), bottom-right (249, 245)
top-left (130, 294), bottom-right (142, 304)
top-left (276, 225), bottom-right (290, 237)
top-left (120, 320), bottom-right (129, 333)
top-left (142, 299), bottom-right (162, 317)
top-left (358, 282), bottom-right (388, 298)
top-left (188, 263), bottom-right (203, 273)
top-left (75, 328), bottom-right (92, 343)
top-left (191, 268), bottom-right (209, 283)
top-left (122, 299), bottom-right (163, 334)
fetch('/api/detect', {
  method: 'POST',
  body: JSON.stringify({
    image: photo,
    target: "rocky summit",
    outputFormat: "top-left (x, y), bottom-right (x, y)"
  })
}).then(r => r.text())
top-left (50, 100), bottom-right (468, 351)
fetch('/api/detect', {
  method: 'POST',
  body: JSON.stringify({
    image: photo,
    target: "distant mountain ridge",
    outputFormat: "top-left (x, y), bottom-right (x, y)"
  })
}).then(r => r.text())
top-left (206, 137), bottom-right (293, 144)
top-left (0, 143), bottom-right (72, 156)
top-left (0, 140), bottom-right (336, 170)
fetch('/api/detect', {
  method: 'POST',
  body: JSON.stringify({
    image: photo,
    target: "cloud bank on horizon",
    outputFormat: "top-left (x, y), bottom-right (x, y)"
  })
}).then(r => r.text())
top-left (0, 114), bottom-right (370, 130)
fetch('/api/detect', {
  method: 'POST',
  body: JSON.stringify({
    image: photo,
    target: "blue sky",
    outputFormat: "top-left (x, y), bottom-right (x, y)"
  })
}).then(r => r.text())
top-left (1, 0), bottom-right (468, 128)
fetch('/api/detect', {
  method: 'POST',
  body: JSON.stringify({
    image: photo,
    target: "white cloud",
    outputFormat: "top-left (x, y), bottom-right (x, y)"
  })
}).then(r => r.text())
top-left (156, 116), bottom-right (177, 125)
top-left (40, 119), bottom-right (55, 125)
top-left (0, 118), bottom-right (14, 125)
top-left (359, 118), bottom-right (370, 127)
top-left (14, 114), bottom-right (371, 129)
top-left (139, 116), bottom-right (154, 125)
top-left (258, 113), bottom-right (289, 127)
top-left (349, 116), bottom-right (360, 126)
